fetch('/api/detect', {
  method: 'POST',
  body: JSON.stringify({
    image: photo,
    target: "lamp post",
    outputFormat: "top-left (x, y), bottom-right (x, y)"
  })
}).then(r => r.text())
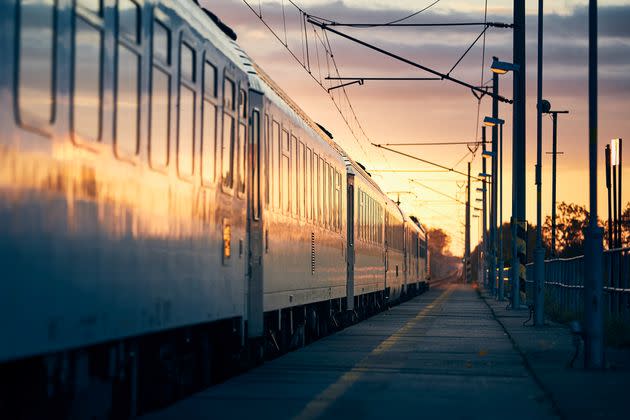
top-left (479, 127), bottom-right (493, 292)
top-left (476, 185), bottom-right (487, 287)
top-left (533, 0), bottom-right (546, 327)
top-left (490, 57), bottom-right (522, 309)
top-left (484, 116), bottom-right (505, 299)
top-left (499, 122), bottom-right (505, 300)
top-left (611, 138), bottom-right (623, 248)
top-left (473, 214), bottom-right (481, 283)
top-left (548, 109), bottom-right (569, 256)
top-left (584, 0), bottom-right (604, 369)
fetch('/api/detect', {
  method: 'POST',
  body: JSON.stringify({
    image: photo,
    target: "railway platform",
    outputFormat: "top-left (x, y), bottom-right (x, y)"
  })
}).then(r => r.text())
top-left (142, 284), bottom-right (630, 420)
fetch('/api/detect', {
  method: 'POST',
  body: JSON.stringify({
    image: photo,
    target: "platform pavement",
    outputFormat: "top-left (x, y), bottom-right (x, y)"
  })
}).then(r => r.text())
top-left (480, 289), bottom-right (630, 420)
top-left (142, 284), bottom-right (568, 420)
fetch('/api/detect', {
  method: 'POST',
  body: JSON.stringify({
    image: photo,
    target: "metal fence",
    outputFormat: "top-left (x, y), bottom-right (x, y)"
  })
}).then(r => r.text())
top-left (524, 247), bottom-right (630, 319)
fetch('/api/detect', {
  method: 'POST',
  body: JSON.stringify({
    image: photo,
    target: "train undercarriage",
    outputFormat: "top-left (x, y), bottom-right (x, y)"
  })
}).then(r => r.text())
top-left (0, 284), bottom-right (427, 419)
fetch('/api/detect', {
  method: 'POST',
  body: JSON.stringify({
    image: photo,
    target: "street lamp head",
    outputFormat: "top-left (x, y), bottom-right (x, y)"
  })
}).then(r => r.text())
top-left (475, 198), bottom-right (483, 202)
top-left (483, 116), bottom-right (505, 127)
top-left (482, 150), bottom-right (495, 159)
top-left (490, 59), bottom-right (520, 75)
top-left (478, 172), bottom-right (492, 178)
top-left (476, 187), bottom-right (486, 192)
top-left (539, 99), bottom-right (552, 114)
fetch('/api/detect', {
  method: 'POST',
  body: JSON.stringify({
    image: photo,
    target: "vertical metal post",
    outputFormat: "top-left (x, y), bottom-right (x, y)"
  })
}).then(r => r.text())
top-left (511, 0), bottom-right (526, 310)
top-left (584, 0), bottom-right (604, 369)
top-left (482, 127), bottom-right (488, 289)
top-left (618, 139), bottom-right (623, 248)
top-left (534, 0), bottom-right (545, 326)
top-left (606, 145), bottom-right (613, 249)
top-left (613, 153), bottom-right (618, 246)
top-left (466, 162), bottom-right (471, 283)
top-left (489, 66), bottom-right (499, 295)
top-left (498, 124), bottom-right (505, 300)
top-left (551, 113), bottom-right (558, 256)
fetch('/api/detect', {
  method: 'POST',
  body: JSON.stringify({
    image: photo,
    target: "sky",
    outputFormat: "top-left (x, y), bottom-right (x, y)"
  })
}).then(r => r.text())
top-left (204, 0), bottom-right (630, 255)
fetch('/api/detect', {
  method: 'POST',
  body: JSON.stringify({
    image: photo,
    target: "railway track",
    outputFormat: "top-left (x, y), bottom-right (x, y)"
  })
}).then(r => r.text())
top-left (429, 267), bottom-right (463, 288)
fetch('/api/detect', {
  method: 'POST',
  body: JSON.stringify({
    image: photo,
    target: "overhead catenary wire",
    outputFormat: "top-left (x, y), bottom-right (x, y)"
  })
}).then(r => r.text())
top-left (410, 179), bottom-right (481, 210)
top-left (373, 144), bottom-right (485, 182)
top-left (241, 0), bottom-right (380, 165)
top-left (306, 18), bottom-right (513, 104)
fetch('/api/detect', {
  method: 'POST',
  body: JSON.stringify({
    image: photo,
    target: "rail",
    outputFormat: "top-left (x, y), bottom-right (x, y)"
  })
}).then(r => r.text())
top-left (522, 247), bottom-right (630, 319)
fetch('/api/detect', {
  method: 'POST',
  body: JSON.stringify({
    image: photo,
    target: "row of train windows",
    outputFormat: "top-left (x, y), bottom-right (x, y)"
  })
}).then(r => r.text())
top-left (17, 0), bottom-right (246, 192)
top-left (263, 115), bottom-right (343, 231)
top-left (358, 189), bottom-right (383, 244)
top-left (386, 212), bottom-right (405, 252)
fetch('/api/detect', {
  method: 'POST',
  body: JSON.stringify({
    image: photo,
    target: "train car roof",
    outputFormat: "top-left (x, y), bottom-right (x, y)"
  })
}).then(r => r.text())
top-left (343, 157), bottom-right (386, 196)
top-left (234, 53), bottom-right (347, 163)
top-left (170, 0), bottom-right (247, 72)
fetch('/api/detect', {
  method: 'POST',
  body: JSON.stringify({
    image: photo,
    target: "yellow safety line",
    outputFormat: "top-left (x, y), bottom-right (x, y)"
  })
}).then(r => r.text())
top-left (294, 285), bottom-right (455, 420)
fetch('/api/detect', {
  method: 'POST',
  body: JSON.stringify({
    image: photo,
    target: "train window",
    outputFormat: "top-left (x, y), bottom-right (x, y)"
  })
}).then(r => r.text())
top-left (292, 135), bottom-right (299, 216)
top-left (313, 153), bottom-right (321, 223)
top-left (118, 0), bottom-right (139, 44)
top-left (204, 61), bottom-right (216, 97)
top-left (201, 60), bottom-right (216, 182)
top-left (222, 112), bottom-right (234, 188)
top-left (153, 19), bottom-right (170, 64)
top-left (252, 110), bottom-right (260, 219)
top-left (224, 77), bottom-right (235, 110)
top-left (306, 147), bottom-right (312, 221)
top-left (330, 166), bottom-right (339, 231)
top-left (78, 0), bottom-right (102, 15)
top-left (321, 162), bottom-right (327, 227)
top-left (17, 0), bottom-right (55, 129)
top-left (358, 190), bottom-right (363, 239)
top-left (322, 159), bottom-right (328, 227)
top-left (298, 141), bottom-right (305, 218)
top-left (281, 130), bottom-right (290, 214)
top-left (73, 17), bottom-right (103, 142)
top-left (178, 86), bottom-right (195, 176)
top-left (181, 42), bottom-right (195, 82)
top-left (149, 19), bottom-right (171, 167)
top-left (237, 122), bottom-right (246, 194)
top-left (238, 89), bottom-right (247, 118)
top-left (264, 114), bottom-right (270, 207)
top-left (201, 99), bottom-right (216, 182)
top-left (116, 45), bottom-right (140, 156)
top-left (272, 120), bottom-right (280, 209)
top-left (337, 172), bottom-right (342, 232)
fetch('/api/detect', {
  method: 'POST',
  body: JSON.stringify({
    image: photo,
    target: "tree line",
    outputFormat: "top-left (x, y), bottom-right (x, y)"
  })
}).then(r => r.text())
top-left (471, 201), bottom-right (629, 272)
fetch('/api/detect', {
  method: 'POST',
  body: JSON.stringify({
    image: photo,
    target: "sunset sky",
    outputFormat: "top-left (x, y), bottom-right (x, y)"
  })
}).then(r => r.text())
top-left (205, 0), bottom-right (630, 254)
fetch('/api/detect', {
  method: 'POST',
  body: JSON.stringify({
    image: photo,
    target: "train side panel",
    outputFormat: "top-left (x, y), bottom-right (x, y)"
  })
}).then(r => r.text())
top-left (0, 0), bottom-right (250, 363)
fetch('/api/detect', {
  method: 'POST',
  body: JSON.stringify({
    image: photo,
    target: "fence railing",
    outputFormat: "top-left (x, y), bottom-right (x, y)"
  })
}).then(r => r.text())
top-left (522, 247), bottom-right (630, 319)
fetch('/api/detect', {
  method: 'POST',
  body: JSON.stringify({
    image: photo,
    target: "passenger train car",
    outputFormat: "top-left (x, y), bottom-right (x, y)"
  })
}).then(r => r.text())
top-left (0, 0), bottom-right (429, 417)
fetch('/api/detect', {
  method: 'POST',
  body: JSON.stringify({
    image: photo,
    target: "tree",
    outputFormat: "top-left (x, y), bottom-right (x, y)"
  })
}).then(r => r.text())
top-left (542, 202), bottom-right (590, 258)
top-left (427, 227), bottom-right (459, 279)
top-left (427, 227), bottom-right (451, 257)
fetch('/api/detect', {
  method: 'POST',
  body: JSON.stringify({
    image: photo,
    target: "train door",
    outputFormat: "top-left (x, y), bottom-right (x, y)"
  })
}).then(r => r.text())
top-left (346, 172), bottom-right (355, 311)
top-left (247, 90), bottom-right (264, 338)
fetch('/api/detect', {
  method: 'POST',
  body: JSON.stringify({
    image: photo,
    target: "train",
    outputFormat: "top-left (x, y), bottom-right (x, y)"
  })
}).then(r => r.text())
top-left (0, 0), bottom-right (430, 417)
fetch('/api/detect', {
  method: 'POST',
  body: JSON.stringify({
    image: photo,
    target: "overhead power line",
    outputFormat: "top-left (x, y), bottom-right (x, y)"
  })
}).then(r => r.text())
top-left (377, 141), bottom-right (486, 146)
top-left (373, 144), bottom-right (484, 182)
top-left (410, 179), bottom-right (480, 211)
top-left (306, 18), bottom-right (512, 104)
top-left (322, 22), bottom-right (513, 28)
top-left (242, 0), bottom-right (387, 166)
